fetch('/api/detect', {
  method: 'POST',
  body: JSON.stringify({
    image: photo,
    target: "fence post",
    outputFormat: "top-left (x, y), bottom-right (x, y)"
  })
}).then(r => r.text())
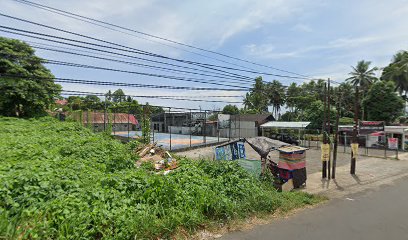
top-left (189, 110), bottom-right (192, 147)
top-left (127, 105), bottom-right (130, 142)
top-left (204, 110), bottom-right (207, 144)
top-left (169, 107), bottom-right (172, 151)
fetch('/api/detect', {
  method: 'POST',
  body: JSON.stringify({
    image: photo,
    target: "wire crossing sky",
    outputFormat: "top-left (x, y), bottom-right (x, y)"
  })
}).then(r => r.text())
top-left (1, 0), bottom-right (407, 109)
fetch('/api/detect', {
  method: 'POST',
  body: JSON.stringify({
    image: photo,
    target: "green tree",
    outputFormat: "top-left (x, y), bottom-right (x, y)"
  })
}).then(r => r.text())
top-left (112, 89), bottom-right (126, 103)
top-left (363, 81), bottom-right (404, 124)
top-left (243, 77), bottom-right (268, 113)
top-left (222, 104), bottom-right (239, 115)
top-left (346, 60), bottom-right (378, 120)
top-left (0, 37), bottom-right (61, 117)
top-left (266, 80), bottom-right (286, 118)
top-left (286, 83), bottom-right (301, 112)
top-left (83, 95), bottom-right (101, 110)
top-left (303, 100), bottom-right (336, 129)
top-left (382, 51), bottom-right (408, 96)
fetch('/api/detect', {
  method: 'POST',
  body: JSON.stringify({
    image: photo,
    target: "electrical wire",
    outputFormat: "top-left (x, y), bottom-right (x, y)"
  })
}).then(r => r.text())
top-left (12, 0), bottom-right (316, 79)
top-left (0, 74), bottom-right (250, 91)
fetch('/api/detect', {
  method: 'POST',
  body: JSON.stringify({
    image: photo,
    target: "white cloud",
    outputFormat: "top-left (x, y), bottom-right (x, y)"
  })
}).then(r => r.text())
top-left (292, 23), bottom-right (312, 33)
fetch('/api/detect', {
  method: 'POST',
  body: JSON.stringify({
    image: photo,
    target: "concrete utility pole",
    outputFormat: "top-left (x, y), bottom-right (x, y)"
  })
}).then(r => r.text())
top-left (351, 86), bottom-right (359, 174)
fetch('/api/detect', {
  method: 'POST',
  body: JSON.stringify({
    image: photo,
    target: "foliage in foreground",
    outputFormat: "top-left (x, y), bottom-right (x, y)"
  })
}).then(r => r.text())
top-left (0, 117), bottom-right (322, 239)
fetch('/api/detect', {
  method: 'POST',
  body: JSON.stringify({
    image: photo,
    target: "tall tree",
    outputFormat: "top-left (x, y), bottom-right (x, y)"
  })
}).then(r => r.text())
top-left (243, 77), bottom-right (268, 113)
top-left (266, 80), bottom-right (286, 118)
top-left (346, 60), bottom-right (378, 91)
top-left (112, 89), bottom-right (126, 103)
top-left (382, 50), bottom-right (408, 96)
top-left (285, 82), bottom-right (301, 112)
top-left (346, 60), bottom-right (378, 120)
top-left (363, 81), bottom-right (405, 124)
top-left (0, 37), bottom-right (61, 117)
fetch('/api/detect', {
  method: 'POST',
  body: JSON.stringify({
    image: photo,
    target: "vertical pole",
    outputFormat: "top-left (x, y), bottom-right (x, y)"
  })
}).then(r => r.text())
top-left (189, 109), bottom-right (192, 147)
top-left (351, 86), bottom-right (359, 174)
top-left (238, 114), bottom-right (241, 139)
top-left (104, 100), bottom-right (107, 131)
top-left (127, 105), bottom-right (130, 142)
top-left (332, 93), bottom-right (340, 179)
top-left (327, 78), bottom-right (331, 179)
top-left (204, 110), bottom-right (207, 144)
top-left (384, 135), bottom-right (387, 158)
top-left (113, 107), bottom-right (116, 136)
top-left (169, 107), bottom-right (172, 151)
top-left (344, 134), bottom-right (346, 153)
top-left (322, 82), bottom-right (327, 179)
top-left (229, 116), bottom-right (232, 141)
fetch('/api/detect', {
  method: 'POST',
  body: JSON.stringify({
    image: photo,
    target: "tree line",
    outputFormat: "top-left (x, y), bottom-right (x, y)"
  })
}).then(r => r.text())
top-left (222, 55), bottom-right (407, 127)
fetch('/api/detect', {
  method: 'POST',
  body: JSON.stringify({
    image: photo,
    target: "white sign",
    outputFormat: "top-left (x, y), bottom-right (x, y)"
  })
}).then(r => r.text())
top-left (217, 114), bottom-right (230, 129)
top-left (388, 138), bottom-right (398, 150)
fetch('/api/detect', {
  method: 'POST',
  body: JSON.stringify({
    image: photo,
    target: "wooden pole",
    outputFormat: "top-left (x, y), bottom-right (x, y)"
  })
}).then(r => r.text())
top-left (327, 78), bottom-right (331, 179)
top-left (332, 92), bottom-right (341, 179)
top-left (351, 86), bottom-right (359, 174)
top-left (322, 82), bottom-right (327, 178)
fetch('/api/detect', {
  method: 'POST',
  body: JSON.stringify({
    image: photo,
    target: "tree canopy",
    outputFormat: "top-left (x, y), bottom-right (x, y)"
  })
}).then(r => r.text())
top-left (363, 81), bottom-right (405, 124)
top-left (0, 37), bottom-right (61, 117)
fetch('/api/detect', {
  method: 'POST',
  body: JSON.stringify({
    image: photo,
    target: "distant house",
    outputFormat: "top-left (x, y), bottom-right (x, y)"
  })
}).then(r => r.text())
top-left (81, 112), bottom-right (138, 132)
top-left (55, 99), bottom-right (68, 106)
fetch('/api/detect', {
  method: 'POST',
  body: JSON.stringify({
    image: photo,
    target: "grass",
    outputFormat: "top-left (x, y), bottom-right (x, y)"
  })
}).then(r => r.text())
top-left (0, 117), bottom-right (323, 239)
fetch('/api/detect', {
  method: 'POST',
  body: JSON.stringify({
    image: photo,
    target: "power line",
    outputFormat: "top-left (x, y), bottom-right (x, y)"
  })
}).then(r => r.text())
top-left (12, 0), bottom-right (316, 78)
top-left (1, 45), bottom-right (255, 83)
top-left (0, 15), bottom-right (315, 81)
top-left (0, 25), bottom-right (255, 81)
top-left (43, 59), bottom-right (253, 88)
top-left (0, 74), bottom-right (250, 91)
top-left (61, 90), bottom-right (242, 103)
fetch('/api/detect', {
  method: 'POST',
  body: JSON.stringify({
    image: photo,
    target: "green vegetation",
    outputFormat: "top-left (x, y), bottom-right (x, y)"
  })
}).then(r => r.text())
top-left (0, 37), bottom-right (61, 117)
top-left (0, 118), bottom-right (322, 239)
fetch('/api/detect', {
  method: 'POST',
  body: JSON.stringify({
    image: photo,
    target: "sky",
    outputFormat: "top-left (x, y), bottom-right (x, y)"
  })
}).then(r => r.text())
top-left (1, 0), bottom-right (408, 111)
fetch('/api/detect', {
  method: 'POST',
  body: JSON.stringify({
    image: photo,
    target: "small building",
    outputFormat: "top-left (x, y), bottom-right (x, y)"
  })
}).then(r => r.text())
top-left (221, 114), bottom-right (275, 138)
top-left (338, 124), bottom-right (408, 150)
top-left (81, 112), bottom-right (138, 132)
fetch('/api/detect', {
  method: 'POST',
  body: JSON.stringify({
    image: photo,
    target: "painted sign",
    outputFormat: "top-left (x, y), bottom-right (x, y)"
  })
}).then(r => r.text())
top-left (215, 141), bottom-right (246, 161)
top-left (217, 114), bottom-right (230, 129)
top-left (388, 138), bottom-right (398, 150)
top-left (359, 121), bottom-right (385, 134)
top-left (321, 144), bottom-right (330, 162)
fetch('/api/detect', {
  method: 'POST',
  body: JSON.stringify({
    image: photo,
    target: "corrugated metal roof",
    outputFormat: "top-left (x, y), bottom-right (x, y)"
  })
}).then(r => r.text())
top-left (82, 112), bottom-right (138, 125)
top-left (260, 121), bottom-right (310, 129)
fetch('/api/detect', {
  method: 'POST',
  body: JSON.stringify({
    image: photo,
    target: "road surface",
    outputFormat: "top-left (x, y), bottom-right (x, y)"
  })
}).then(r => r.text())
top-left (221, 177), bottom-right (408, 240)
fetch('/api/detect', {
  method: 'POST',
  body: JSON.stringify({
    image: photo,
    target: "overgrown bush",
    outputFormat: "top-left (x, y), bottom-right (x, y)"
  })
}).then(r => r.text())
top-left (0, 117), bottom-right (322, 239)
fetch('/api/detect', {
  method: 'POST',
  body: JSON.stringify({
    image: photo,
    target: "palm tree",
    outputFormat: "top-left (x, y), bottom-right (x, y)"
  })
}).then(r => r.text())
top-left (346, 60), bottom-right (378, 120)
top-left (266, 80), bottom-right (286, 119)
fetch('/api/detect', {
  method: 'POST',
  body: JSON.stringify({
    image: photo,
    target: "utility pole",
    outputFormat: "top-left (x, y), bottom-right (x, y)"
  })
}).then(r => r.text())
top-left (322, 82), bottom-right (327, 178)
top-left (332, 92), bottom-right (341, 179)
top-left (351, 86), bottom-right (359, 174)
top-left (327, 78), bottom-right (331, 179)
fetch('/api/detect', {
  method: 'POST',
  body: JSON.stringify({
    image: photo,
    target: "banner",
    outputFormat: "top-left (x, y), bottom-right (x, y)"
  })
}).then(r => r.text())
top-left (388, 138), bottom-right (398, 150)
top-left (321, 144), bottom-right (330, 162)
top-left (359, 121), bottom-right (385, 135)
top-left (237, 159), bottom-right (261, 176)
top-left (351, 143), bottom-right (359, 157)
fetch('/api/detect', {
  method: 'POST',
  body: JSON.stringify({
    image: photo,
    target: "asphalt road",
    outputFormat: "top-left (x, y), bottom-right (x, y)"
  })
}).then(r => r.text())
top-left (221, 177), bottom-right (408, 240)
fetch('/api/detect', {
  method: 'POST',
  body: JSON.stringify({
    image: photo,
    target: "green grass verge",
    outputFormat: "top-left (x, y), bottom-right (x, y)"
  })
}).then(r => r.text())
top-left (0, 117), bottom-right (323, 239)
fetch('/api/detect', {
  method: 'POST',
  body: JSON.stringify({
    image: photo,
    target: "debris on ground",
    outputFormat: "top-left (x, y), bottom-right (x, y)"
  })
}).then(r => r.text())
top-left (135, 143), bottom-right (178, 171)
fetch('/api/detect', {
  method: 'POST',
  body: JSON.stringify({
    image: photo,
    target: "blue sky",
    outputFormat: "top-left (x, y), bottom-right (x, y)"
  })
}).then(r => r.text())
top-left (1, 0), bottom-right (408, 110)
